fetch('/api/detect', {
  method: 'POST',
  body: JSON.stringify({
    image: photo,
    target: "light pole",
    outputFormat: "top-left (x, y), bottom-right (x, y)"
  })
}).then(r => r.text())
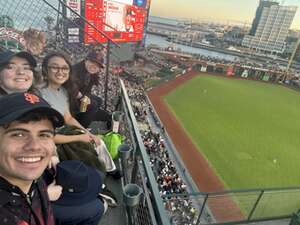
top-left (286, 36), bottom-right (300, 79)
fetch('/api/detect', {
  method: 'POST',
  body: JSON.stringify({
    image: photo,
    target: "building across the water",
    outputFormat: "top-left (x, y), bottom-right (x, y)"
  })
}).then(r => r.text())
top-left (242, 0), bottom-right (297, 54)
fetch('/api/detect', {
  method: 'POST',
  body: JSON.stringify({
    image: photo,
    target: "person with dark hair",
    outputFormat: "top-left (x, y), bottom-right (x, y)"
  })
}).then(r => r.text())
top-left (0, 92), bottom-right (64, 225)
top-left (72, 49), bottom-right (112, 129)
top-left (39, 52), bottom-right (101, 145)
top-left (73, 50), bottom-right (104, 108)
top-left (0, 50), bottom-right (37, 96)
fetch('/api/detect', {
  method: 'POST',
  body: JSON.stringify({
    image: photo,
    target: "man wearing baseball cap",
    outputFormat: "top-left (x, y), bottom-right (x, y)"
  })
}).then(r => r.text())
top-left (0, 92), bottom-right (64, 225)
top-left (0, 50), bottom-right (37, 95)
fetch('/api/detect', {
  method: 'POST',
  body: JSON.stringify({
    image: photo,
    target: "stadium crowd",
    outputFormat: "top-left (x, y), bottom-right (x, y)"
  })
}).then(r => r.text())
top-left (124, 81), bottom-right (198, 225)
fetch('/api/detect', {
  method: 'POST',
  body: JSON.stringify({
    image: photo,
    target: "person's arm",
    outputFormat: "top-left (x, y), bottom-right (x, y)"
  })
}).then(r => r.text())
top-left (64, 109), bottom-right (86, 130)
top-left (54, 133), bottom-right (92, 144)
top-left (53, 109), bottom-right (94, 144)
top-left (61, 109), bottom-right (101, 145)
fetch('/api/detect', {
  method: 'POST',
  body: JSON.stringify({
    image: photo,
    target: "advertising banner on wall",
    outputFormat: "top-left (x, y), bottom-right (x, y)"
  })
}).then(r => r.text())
top-left (66, 0), bottom-right (81, 18)
top-left (84, 0), bottom-right (146, 43)
top-left (201, 66), bottom-right (207, 72)
top-left (65, 0), bottom-right (82, 44)
top-left (241, 69), bottom-right (249, 78)
top-left (227, 66), bottom-right (234, 76)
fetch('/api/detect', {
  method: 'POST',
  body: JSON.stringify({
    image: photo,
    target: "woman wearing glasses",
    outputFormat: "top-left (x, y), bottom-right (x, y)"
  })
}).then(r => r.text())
top-left (39, 52), bottom-right (101, 145)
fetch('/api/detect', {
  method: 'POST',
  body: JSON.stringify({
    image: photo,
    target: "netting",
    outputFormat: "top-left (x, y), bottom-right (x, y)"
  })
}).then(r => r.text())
top-left (0, 0), bottom-right (105, 61)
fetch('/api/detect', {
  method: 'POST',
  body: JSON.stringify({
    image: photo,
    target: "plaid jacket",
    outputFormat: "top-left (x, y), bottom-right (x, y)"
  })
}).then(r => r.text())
top-left (0, 177), bottom-right (55, 225)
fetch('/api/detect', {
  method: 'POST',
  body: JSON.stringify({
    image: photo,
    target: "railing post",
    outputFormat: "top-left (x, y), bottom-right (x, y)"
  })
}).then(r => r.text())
top-left (123, 184), bottom-right (143, 225)
top-left (196, 193), bottom-right (209, 225)
top-left (118, 144), bottom-right (132, 184)
top-left (130, 147), bottom-right (139, 184)
top-left (248, 190), bottom-right (264, 221)
top-left (104, 39), bottom-right (111, 111)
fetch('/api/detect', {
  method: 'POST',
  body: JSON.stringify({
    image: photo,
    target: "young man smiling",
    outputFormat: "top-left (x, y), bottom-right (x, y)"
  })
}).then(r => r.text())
top-left (0, 92), bottom-right (64, 225)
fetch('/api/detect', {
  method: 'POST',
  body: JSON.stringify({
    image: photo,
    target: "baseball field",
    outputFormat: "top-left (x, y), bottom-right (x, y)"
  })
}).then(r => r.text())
top-left (164, 74), bottom-right (300, 189)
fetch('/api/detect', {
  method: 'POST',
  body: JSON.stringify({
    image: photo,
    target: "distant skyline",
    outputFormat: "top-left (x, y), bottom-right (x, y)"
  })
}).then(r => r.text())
top-left (150, 0), bottom-right (300, 29)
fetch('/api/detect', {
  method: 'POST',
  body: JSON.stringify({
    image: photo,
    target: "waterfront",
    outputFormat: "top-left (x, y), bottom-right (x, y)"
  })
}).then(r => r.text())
top-left (145, 33), bottom-right (237, 61)
top-left (145, 33), bottom-right (300, 71)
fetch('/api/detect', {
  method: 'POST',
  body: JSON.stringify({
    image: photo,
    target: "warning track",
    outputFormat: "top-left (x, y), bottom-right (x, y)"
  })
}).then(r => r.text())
top-left (147, 72), bottom-right (243, 221)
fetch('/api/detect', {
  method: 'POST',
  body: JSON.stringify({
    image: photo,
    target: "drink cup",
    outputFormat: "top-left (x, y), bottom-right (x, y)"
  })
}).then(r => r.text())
top-left (80, 96), bottom-right (89, 112)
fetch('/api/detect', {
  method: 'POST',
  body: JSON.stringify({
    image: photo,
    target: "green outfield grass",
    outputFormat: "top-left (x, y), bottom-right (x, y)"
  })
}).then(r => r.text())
top-left (164, 74), bottom-right (300, 190)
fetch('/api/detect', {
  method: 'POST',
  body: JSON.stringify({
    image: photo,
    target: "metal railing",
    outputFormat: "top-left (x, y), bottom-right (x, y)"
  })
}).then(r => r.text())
top-left (119, 79), bottom-right (171, 225)
top-left (160, 186), bottom-right (300, 225)
top-left (0, 0), bottom-right (121, 57)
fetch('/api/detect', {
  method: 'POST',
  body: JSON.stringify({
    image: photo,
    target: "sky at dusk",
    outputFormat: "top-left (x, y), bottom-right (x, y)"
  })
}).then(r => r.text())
top-left (150, 0), bottom-right (300, 29)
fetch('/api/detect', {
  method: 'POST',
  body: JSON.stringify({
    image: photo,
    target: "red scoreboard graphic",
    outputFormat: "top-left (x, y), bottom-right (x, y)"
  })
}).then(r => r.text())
top-left (84, 0), bottom-right (146, 43)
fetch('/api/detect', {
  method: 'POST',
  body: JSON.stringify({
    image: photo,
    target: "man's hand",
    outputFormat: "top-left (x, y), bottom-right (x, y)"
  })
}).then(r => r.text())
top-left (47, 181), bottom-right (63, 201)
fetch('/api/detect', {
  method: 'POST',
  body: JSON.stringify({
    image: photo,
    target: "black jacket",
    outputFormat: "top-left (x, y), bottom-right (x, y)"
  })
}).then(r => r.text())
top-left (56, 125), bottom-right (106, 174)
top-left (0, 176), bottom-right (55, 225)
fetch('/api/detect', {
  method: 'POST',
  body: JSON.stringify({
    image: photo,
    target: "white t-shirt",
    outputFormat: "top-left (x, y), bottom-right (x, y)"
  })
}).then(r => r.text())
top-left (39, 86), bottom-right (69, 116)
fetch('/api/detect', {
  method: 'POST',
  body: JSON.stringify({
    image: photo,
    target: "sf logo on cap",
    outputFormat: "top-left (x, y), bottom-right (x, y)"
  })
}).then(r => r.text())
top-left (24, 93), bottom-right (40, 104)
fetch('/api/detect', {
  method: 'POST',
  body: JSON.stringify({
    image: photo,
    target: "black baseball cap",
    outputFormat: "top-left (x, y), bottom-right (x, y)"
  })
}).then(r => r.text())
top-left (0, 50), bottom-right (37, 68)
top-left (0, 92), bottom-right (64, 128)
top-left (86, 51), bottom-right (104, 68)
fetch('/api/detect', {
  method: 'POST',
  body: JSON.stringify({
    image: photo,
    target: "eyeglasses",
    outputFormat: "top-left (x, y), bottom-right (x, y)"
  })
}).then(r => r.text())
top-left (48, 66), bottom-right (70, 74)
top-left (5, 64), bottom-right (32, 72)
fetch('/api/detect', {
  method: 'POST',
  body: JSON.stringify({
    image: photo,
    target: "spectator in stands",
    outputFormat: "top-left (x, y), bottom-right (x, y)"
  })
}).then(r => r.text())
top-left (135, 101), bottom-right (195, 223)
top-left (72, 49), bottom-right (105, 110)
top-left (0, 50), bottom-right (37, 96)
top-left (39, 52), bottom-right (102, 145)
top-left (0, 92), bottom-right (64, 225)
top-left (45, 51), bottom-right (112, 129)
top-left (72, 48), bottom-right (119, 113)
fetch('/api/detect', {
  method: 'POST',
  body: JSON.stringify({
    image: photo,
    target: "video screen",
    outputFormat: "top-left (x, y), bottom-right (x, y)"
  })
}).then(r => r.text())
top-left (84, 0), bottom-right (146, 43)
